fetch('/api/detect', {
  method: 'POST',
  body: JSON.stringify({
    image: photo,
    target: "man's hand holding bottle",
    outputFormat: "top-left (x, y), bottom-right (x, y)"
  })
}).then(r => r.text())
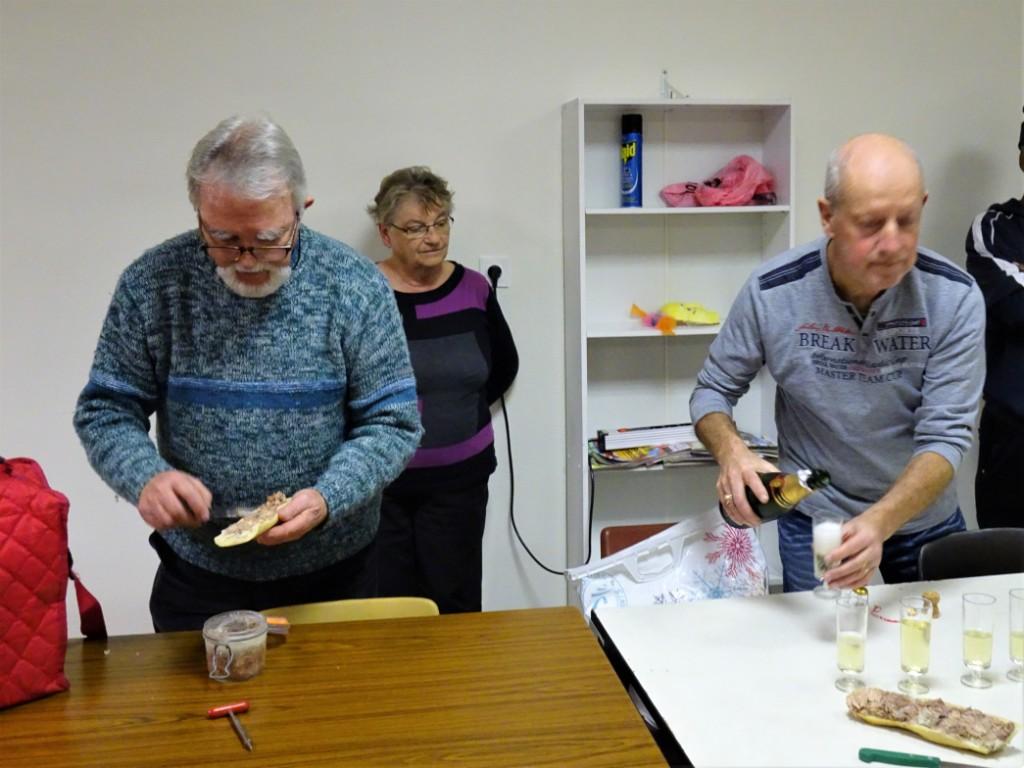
top-left (715, 441), bottom-right (780, 528)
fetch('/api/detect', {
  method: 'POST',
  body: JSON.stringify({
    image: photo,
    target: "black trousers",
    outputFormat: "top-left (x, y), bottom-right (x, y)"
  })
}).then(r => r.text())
top-left (148, 532), bottom-right (378, 632)
top-left (975, 403), bottom-right (1024, 529)
top-left (377, 482), bottom-right (488, 614)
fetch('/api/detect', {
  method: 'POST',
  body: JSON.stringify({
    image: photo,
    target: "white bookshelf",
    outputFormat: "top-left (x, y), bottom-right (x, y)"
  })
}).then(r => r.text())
top-left (562, 97), bottom-right (794, 572)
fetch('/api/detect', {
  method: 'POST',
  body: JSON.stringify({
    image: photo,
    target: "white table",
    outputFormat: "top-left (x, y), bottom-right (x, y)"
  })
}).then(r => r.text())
top-left (593, 573), bottom-right (1024, 767)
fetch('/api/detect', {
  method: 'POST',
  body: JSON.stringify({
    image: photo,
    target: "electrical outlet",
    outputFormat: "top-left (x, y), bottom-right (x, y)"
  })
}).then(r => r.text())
top-left (479, 256), bottom-right (509, 288)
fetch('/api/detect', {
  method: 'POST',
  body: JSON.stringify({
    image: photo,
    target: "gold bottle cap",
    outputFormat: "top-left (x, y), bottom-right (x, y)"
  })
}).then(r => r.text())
top-left (853, 587), bottom-right (868, 596)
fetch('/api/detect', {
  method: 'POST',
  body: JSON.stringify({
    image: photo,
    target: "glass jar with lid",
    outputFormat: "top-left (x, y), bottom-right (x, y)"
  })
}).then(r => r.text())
top-left (203, 610), bottom-right (267, 681)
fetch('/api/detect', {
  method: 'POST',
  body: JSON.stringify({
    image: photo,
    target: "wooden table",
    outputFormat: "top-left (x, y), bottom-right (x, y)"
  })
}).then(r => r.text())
top-left (2, 607), bottom-right (663, 767)
top-left (593, 573), bottom-right (1024, 767)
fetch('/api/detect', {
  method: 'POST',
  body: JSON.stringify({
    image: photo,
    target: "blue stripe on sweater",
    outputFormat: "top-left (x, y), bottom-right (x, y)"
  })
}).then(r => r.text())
top-left (166, 376), bottom-right (344, 410)
top-left (82, 378), bottom-right (158, 410)
top-left (759, 250), bottom-right (822, 290)
top-left (89, 371), bottom-right (156, 401)
top-left (349, 377), bottom-right (418, 415)
top-left (915, 252), bottom-right (972, 286)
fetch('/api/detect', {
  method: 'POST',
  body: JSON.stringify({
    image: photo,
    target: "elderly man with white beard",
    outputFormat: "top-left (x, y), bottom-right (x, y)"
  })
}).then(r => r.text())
top-left (74, 115), bottom-right (422, 631)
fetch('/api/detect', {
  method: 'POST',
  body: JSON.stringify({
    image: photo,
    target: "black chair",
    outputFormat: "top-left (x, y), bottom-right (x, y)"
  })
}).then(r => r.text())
top-left (917, 528), bottom-right (1024, 580)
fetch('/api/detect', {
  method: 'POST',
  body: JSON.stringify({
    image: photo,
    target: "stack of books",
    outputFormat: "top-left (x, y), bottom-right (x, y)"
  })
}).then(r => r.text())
top-left (597, 423), bottom-right (696, 452)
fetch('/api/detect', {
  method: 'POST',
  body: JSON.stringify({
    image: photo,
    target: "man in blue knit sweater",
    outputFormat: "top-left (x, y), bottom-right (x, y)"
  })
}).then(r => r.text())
top-left (74, 116), bottom-right (422, 630)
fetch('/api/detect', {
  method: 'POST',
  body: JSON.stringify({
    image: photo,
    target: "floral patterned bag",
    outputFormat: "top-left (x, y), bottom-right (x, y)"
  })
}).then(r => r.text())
top-left (567, 508), bottom-right (768, 621)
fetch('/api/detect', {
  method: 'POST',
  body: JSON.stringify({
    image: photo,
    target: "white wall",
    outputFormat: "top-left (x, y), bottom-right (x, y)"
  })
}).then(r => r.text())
top-left (1, 0), bottom-right (1021, 636)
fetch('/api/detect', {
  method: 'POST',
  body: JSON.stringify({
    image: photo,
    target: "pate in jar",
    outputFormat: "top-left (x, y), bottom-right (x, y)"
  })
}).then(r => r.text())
top-left (203, 610), bottom-right (267, 681)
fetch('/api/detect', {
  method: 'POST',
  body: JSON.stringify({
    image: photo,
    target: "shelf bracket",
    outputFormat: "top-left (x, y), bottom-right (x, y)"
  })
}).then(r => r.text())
top-left (659, 69), bottom-right (688, 100)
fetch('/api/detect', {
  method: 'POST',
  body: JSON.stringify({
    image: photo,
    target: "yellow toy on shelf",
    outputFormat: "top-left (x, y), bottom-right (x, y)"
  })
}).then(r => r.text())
top-left (630, 302), bottom-right (720, 335)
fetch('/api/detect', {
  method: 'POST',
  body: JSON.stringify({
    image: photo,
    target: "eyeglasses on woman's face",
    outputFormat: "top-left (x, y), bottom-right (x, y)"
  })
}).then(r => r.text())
top-left (388, 214), bottom-right (453, 240)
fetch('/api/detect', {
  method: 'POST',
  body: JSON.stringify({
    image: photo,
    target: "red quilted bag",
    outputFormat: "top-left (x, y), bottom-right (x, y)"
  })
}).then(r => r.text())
top-left (0, 457), bottom-right (106, 709)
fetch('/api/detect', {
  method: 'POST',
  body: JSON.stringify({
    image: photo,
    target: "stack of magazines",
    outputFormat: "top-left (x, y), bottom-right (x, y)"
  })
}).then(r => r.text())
top-left (687, 432), bottom-right (778, 460)
top-left (588, 429), bottom-right (778, 471)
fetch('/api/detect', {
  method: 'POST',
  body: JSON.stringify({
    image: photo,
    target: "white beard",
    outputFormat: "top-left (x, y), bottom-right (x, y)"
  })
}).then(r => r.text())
top-left (216, 264), bottom-right (292, 298)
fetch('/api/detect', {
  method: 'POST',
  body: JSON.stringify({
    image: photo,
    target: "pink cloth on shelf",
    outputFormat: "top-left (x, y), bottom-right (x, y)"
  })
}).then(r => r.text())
top-left (660, 154), bottom-right (776, 207)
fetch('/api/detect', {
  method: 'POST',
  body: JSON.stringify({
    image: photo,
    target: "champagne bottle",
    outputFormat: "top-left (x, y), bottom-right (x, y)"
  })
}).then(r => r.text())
top-left (720, 468), bottom-right (830, 528)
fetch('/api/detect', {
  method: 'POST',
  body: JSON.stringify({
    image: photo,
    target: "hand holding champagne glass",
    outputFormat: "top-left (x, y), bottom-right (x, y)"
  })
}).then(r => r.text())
top-left (835, 590), bottom-right (868, 692)
top-left (960, 593), bottom-right (995, 689)
top-left (812, 511), bottom-right (843, 599)
top-left (898, 595), bottom-right (932, 695)
top-left (1010, 588), bottom-right (1024, 683)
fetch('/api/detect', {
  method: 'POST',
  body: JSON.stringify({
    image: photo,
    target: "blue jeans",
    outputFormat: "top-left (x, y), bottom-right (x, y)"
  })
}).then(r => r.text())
top-left (777, 508), bottom-right (966, 593)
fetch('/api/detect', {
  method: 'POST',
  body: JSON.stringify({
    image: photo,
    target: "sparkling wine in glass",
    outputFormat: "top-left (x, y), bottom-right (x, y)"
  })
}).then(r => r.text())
top-left (812, 511), bottom-right (843, 599)
top-left (1010, 588), bottom-right (1024, 683)
top-left (835, 590), bottom-right (868, 692)
top-left (960, 592), bottom-right (995, 689)
top-left (898, 595), bottom-right (931, 695)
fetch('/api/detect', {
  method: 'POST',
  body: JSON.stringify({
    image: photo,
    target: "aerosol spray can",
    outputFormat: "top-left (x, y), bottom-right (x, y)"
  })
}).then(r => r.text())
top-left (620, 113), bottom-right (643, 207)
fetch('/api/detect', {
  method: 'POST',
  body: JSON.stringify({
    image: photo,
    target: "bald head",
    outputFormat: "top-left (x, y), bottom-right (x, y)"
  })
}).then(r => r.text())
top-left (817, 133), bottom-right (928, 313)
top-left (824, 133), bottom-right (925, 209)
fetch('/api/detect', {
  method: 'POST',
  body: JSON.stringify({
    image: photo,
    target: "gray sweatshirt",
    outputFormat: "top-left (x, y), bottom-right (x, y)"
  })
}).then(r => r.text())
top-left (690, 237), bottom-right (985, 533)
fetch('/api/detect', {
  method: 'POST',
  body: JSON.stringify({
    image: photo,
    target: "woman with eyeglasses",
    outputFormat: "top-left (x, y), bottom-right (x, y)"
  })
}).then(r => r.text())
top-left (367, 166), bottom-right (519, 613)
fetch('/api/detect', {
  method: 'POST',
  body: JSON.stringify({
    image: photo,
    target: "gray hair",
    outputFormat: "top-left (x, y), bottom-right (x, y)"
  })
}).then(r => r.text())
top-left (186, 115), bottom-right (307, 213)
top-left (824, 136), bottom-right (924, 208)
top-left (367, 166), bottom-right (454, 225)
top-left (823, 147), bottom-right (845, 207)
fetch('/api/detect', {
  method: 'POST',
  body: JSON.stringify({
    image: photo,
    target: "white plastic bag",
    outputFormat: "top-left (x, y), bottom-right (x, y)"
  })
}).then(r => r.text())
top-left (566, 508), bottom-right (768, 621)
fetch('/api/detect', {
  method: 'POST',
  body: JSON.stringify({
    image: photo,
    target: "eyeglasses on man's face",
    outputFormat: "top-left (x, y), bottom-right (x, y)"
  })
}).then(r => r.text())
top-left (198, 213), bottom-right (299, 264)
top-left (388, 214), bottom-right (453, 240)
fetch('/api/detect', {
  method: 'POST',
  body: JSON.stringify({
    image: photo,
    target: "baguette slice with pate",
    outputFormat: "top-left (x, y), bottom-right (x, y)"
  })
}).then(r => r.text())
top-left (846, 687), bottom-right (1017, 755)
top-left (214, 492), bottom-right (290, 548)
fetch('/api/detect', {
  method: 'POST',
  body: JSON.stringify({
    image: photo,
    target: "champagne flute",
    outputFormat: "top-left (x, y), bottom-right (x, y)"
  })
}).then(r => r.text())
top-left (812, 511), bottom-right (843, 599)
top-left (961, 593), bottom-right (995, 688)
top-left (898, 595), bottom-right (931, 695)
top-left (836, 590), bottom-right (868, 691)
top-left (1010, 588), bottom-right (1024, 683)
